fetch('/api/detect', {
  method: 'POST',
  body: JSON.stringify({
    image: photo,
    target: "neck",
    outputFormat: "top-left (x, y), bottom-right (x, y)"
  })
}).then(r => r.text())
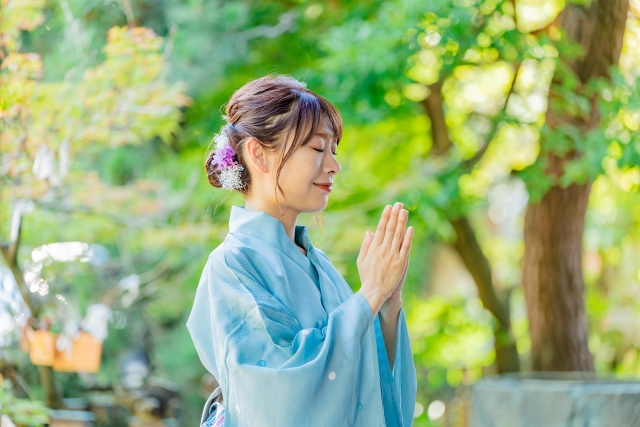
top-left (244, 198), bottom-right (300, 244)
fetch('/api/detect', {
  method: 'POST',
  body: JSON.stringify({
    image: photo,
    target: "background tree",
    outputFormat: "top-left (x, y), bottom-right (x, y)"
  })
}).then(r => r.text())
top-left (335, 0), bottom-right (639, 373)
top-left (522, 0), bottom-right (630, 372)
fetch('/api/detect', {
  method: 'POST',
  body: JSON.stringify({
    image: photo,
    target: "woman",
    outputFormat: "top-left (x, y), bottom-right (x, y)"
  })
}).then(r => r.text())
top-left (187, 75), bottom-right (417, 427)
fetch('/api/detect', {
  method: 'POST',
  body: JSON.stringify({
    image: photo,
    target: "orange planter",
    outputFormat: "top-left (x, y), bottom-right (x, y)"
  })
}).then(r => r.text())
top-left (28, 330), bottom-right (55, 366)
top-left (53, 332), bottom-right (102, 373)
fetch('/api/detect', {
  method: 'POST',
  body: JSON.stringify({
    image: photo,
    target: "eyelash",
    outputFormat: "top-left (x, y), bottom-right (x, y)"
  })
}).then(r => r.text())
top-left (313, 148), bottom-right (337, 155)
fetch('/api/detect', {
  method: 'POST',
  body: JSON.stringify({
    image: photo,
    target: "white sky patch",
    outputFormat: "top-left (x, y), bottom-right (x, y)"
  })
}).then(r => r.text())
top-left (0, 267), bottom-right (30, 347)
top-left (32, 242), bottom-right (91, 263)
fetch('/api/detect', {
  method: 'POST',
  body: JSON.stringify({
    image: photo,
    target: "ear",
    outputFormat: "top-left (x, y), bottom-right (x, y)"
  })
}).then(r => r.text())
top-left (245, 138), bottom-right (268, 174)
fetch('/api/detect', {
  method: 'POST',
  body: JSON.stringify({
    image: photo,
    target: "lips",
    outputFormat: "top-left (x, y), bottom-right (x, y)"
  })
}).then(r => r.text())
top-left (313, 183), bottom-right (332, 193)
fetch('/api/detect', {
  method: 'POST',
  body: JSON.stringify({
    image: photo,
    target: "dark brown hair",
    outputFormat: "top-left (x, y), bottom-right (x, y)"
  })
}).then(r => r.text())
top-left (204, 74), bottom-right (343, 199)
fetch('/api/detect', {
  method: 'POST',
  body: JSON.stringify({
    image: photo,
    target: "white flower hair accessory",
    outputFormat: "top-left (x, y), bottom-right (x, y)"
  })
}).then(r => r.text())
top-left (210, 124), bottom-right (246, 191)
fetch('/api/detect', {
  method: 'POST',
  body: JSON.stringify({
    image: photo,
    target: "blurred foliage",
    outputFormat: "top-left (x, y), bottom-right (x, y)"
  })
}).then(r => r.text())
top-left (1, 0), bottom-right (640, 426)
top-left (0, 380), bottom-right (49, 427)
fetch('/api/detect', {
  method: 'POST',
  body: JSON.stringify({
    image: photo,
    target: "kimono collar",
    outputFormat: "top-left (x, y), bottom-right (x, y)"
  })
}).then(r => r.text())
top-left (228, 205), bottom-right (314, 255)
top-left (229, 205), bottom-right (345, 316)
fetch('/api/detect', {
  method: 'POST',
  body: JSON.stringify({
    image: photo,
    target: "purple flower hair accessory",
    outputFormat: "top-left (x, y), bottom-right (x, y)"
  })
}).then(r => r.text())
top-left (211, 124), bottom-right (245, 190)
top-left (212, 143), bottom-right (238, 169)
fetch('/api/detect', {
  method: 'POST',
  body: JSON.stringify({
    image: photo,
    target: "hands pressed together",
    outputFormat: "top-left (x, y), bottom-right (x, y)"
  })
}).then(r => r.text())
top-left (357, 202), bottom-right (413, 318)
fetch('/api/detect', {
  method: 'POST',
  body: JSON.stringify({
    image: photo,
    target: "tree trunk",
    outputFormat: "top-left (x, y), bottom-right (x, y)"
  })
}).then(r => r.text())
top-left (421, 75), bottom-right (521, 373)
top-left (451, 217), bottom-right (520, 373)
top-left (422, 80), bottom-right (452, 156)
top-left (523, 183), bottom-right (594, 371)
top-left (38, 366), bottom-right (63, 409)
top-left (523, 0), bottom-right (629, 371)
top-left (1, 204), bottom-right (63, 408)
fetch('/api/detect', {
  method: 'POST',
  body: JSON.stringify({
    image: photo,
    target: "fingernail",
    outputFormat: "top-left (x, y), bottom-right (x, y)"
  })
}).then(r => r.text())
top-left (394, 202), bottom-right (401, 209)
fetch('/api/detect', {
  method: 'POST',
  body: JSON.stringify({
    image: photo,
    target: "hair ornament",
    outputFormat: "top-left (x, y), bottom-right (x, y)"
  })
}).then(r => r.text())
top-left (211, 124), bottom-right (245, 191)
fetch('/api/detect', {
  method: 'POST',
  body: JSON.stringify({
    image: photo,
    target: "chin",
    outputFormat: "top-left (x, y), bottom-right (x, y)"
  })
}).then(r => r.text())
top-left (299, 198), bottom-right (329, 213)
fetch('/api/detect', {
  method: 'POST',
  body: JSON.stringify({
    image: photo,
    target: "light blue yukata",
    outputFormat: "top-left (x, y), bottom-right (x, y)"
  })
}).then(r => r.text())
top-left (187, 205), bottom-right (417, 426)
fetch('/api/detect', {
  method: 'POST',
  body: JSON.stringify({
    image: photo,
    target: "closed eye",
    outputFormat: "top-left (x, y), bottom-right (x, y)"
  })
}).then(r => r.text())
top-left (312, 148), bottom-right (338, 155)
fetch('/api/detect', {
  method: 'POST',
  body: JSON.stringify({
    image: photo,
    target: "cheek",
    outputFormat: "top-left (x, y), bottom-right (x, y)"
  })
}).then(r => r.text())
top-left (280, 153), bottom-right (321, 184)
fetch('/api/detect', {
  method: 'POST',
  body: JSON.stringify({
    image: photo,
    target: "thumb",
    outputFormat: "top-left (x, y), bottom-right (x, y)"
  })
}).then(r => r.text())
top-left (357, 231), bottom-right (373, 263)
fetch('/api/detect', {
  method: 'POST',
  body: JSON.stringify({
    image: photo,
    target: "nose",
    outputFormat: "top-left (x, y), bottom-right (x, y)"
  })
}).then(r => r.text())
top-left (326, 152), bottom-right (341, 175)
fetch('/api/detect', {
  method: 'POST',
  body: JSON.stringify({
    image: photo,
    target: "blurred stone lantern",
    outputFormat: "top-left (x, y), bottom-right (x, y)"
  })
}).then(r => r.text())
top-left (114, 350), bottom-right (181, 426)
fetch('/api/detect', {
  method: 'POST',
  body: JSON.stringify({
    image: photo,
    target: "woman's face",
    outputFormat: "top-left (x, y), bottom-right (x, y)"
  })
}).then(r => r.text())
top-left (274, 119), bottom-right (341, 213)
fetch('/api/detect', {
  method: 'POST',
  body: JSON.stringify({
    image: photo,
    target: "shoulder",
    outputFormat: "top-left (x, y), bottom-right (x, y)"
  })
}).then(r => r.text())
top-left (206, 234), bottom-right (276, 288)
top-left (207, 234), bottom-right (260, 268)
top-left (200, 243), bottom-right (241, 289)
top-left (198, 238), bottom-right (268, 307)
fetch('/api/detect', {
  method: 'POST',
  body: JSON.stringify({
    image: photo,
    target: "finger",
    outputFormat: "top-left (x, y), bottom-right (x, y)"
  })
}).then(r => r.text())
top-left (397, 266), bottom-right (407, 292)
top-left (391, 209), bottom-right (408, 253)
top-left (373, 205), bottom-right (392, 246)
top-left (357, 231), bottom-right (373, 263)
top-left (399, 226), bottom-right (414, 260)
top-left (383, 202), bottom-right (403, 249)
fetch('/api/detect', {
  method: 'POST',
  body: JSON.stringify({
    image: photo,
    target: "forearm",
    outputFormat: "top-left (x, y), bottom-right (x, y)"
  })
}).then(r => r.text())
top-left (378, 299), bottom-right (401, 371)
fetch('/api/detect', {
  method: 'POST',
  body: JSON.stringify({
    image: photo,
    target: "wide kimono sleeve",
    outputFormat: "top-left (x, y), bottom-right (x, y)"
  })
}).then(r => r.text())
top-left (315, 247), bottom-right (417, 427)
top-left (374, 309), bottom-right (417, 427)
top-left (186, 246), bottom-right (385, 427)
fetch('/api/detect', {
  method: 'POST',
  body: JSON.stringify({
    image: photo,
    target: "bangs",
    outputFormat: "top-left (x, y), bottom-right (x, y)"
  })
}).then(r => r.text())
top-left (279, 91), bottom-right (343, 162)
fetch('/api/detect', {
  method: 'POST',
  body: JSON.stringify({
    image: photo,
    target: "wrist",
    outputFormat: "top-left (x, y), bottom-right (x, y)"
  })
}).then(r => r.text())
top-left (357, 287), bottom-right (387, 318)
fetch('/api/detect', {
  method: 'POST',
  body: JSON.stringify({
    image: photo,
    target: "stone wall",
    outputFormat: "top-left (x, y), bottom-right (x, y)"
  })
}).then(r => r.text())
top-left (470, 374), bottom-right (640, 427)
